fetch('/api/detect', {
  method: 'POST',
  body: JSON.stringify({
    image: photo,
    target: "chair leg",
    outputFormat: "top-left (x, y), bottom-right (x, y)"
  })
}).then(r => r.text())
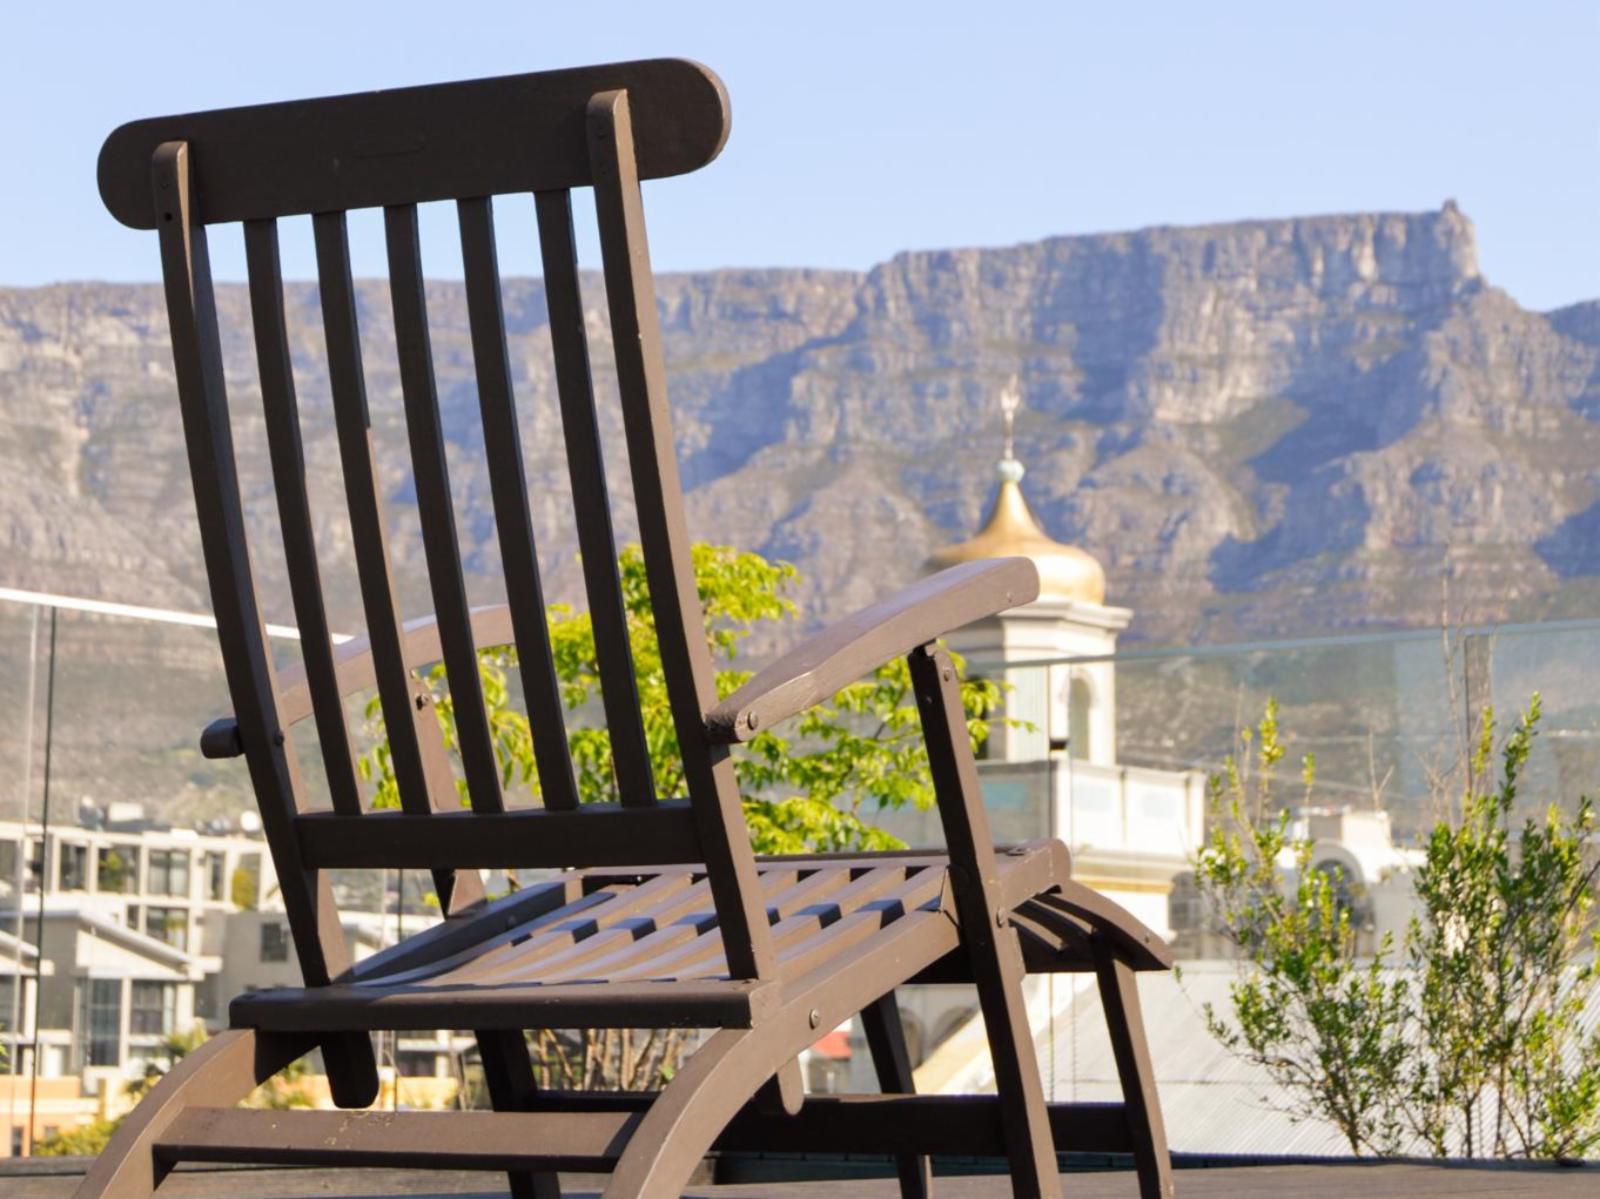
top-left (73, 1029), bottom-right (313, 1199)
top-left (476, 1028), bottom-right (561, 1199)
top-left (322, 1031), bottom-right (381, 1109)
top-left (602, 1027), bottom-right (760, 1199)
top-left (861, 991), bottom-right (933, 1199)
top-left (1093, 943), bottom-right (1173, 1199)
top-left (910, 645), bottom-right (1061, 1199)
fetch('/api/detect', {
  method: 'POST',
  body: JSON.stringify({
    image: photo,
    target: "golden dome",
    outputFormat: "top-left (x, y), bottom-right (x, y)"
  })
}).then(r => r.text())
top-left (926, 460), bottom-right (1106, 605)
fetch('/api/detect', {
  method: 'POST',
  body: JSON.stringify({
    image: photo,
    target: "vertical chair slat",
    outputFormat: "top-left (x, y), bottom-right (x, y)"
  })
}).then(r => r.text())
top-left (154, 144), bottom-right (353, 989)
top-left (387, 203), bottom-right (556, 1195)
top-left (533, 187), bottom-right (656, 808)
top-left (312, 210), bottom-right (483, 914)
top-left (457, 196), bottom-right (580, 812)
top-left (384, 202), bottom-right (504, 815)
top-left (585, 91), bottom-right (774, 988)
top-left (243, 218), bottom-right (365, 819)
top-left (155, 144), bottom-right (379, 1111)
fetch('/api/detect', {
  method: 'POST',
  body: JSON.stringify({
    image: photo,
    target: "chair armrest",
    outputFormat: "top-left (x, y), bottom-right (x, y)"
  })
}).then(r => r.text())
top-left (705, 558), bottom-right (1039, 745)
top-left (276, 604), bottom-right (516, 726)
top-left (196, 604), bottom-right (518, 757)
top-left (200, 717), bottom-right (244, 759)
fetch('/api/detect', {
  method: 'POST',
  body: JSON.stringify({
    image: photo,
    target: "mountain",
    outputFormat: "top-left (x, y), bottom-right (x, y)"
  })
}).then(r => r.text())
top-left (2, 204), bottom-right (1598, 817)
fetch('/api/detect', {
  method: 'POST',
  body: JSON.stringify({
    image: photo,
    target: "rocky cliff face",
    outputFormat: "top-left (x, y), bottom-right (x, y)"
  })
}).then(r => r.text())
top-left (3, 204), bottom-right (1597, 654)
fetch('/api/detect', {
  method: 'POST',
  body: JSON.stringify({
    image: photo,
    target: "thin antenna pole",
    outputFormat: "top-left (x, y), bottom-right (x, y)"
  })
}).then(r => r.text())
top-left (25, 606), bottom-right (58, 1153)
top-left (999, 375), bottom-right (1021, 463)
top-left (5, 604), bottom-right (39, 1151)
top-left (392, 867), bottom-right (403, 1113)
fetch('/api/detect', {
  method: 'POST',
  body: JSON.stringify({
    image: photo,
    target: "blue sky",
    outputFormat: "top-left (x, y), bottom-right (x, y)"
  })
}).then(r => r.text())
top-left (5, 1), bottom-right (1595, 310)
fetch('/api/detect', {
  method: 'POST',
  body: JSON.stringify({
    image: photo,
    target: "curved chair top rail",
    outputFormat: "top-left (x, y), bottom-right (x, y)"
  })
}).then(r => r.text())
top-left (98, 57), bottom-right (729, 229)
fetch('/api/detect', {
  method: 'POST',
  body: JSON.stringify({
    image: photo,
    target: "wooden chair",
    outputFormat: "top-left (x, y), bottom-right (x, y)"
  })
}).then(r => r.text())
top-left (90, 60), bottom-right (1174, 1199)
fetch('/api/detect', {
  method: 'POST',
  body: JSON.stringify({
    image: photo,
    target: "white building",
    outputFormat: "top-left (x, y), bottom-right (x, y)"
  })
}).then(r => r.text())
top-left (857, 391), bottom-right (1205, 1083)
top-left (0, 809), bottom-right (274, 1081)
top-left (0, 810), bottom-right (470, 1152)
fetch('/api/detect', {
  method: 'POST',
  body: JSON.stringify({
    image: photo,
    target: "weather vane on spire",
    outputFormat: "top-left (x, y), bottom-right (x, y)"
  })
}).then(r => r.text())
top-left (998, 376), bottom-right (1025, 483)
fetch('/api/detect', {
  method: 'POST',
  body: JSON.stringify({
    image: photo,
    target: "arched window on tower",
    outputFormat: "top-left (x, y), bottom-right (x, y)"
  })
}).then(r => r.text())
top-left (1068, 675), bottom-right (1093, 761)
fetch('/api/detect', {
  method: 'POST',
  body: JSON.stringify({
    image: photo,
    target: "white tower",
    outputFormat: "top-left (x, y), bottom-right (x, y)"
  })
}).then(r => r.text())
top-left (924, 381), bottom-right (1131, 765)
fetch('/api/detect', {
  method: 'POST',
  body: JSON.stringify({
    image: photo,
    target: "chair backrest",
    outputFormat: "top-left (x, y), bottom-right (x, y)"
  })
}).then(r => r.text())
top-left (98, 60), bottom-right (779, 990)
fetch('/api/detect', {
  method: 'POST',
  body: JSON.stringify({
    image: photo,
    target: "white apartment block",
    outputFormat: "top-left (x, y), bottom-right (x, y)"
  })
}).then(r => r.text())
top-left (0, 810), bottom-right (275, 1086)
top-left (0, 808), bottom-right (473, 1154)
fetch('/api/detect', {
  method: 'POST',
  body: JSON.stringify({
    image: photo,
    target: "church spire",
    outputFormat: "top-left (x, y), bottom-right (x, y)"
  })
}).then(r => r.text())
top-left (924, 378), bottom-right (1107, 606)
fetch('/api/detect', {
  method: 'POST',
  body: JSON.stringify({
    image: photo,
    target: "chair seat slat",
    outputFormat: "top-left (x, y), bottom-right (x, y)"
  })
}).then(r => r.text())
top-left (547, 864), bottom-right (806, 986)
top-left (464, 870), bottom-right (713, 979)
top-left (231, 976), bottom-right (772, 1032)
top-left (605, 864), bottom-right (923, 984)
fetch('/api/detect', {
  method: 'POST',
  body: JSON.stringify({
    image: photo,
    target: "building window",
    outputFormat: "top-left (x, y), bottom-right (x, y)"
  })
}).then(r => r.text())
top-left (97, 845), bottom-right (137, 893)
top-left (78, 979), bottom-right (121, 1068)
top-left (58, 843), bottom-right (88, 891)
top-left (23, 839), bottom-right (43, 893)
top-left (205, 853), bottom-right (226, 902)
top-left (260, 922), bottom-right (289, 963)
top-left (130, 981), bottom-right (176, 1037)
top-left (0, 974), bottom-right (15, 1040)
top-left (147, 849), bottom-right (191, 897)
top-left (397, 1051), bottom-right (441, 1077)
top-left (1068, 676), bottom-right (1093, 761)
top-left (144, 907), bottom-right (188, 952)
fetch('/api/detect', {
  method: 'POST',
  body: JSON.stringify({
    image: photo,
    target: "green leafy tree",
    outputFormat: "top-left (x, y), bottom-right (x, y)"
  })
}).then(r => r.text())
top-left (125, 1023), bottom-right (209, 1101)
top-left (246, 1052), bottom-right (315, 1111)
top-left (361, 543), bottom-right (1005, 854)
top-left (230, 862), bottom-right (259, 911)
top-left (33, 1118), bottom-right (119, 1157)
top-left (1197, 696), bottom-right (1600, 1159)
top-left (1194, 700), bottom-right (1413, 1155)
top-left (1405, 697), bottom-right (1600, 1159)
top-left (120, 1023), bottom-right (310, 1111)
top-left (358, 542), bottom-right (1008, 1093)
top-left (97, 849), bottom-right (130, 893)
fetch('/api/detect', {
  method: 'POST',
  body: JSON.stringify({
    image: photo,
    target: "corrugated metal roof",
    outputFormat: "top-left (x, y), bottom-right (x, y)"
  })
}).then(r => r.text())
top-left (919, 959), bottom-right (1600, 1158)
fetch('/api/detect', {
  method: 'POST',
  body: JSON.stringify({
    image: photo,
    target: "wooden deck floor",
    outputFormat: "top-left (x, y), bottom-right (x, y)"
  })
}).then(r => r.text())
top-left (6, 1161), bottom-right (1596, 1199)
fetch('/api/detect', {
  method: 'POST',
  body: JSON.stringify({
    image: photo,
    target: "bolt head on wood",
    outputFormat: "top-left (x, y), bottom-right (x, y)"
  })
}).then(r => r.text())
top-left (808, 1008), bottom-right (821, 1029)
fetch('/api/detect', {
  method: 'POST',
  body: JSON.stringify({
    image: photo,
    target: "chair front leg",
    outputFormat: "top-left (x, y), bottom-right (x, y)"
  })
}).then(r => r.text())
top-left (861, 990), bottom-right (933, 1199)
top-left (910, 644), bottom-right (1060, 1199)
top-left (1093, 940), bottom-right (1174, 1199)
top-left (476, 1027), bottom-right (562, 1199)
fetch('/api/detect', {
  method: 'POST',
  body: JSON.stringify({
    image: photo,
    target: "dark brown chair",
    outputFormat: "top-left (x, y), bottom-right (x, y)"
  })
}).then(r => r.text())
top-left (87, 60), bottom-right (1174, 1199)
